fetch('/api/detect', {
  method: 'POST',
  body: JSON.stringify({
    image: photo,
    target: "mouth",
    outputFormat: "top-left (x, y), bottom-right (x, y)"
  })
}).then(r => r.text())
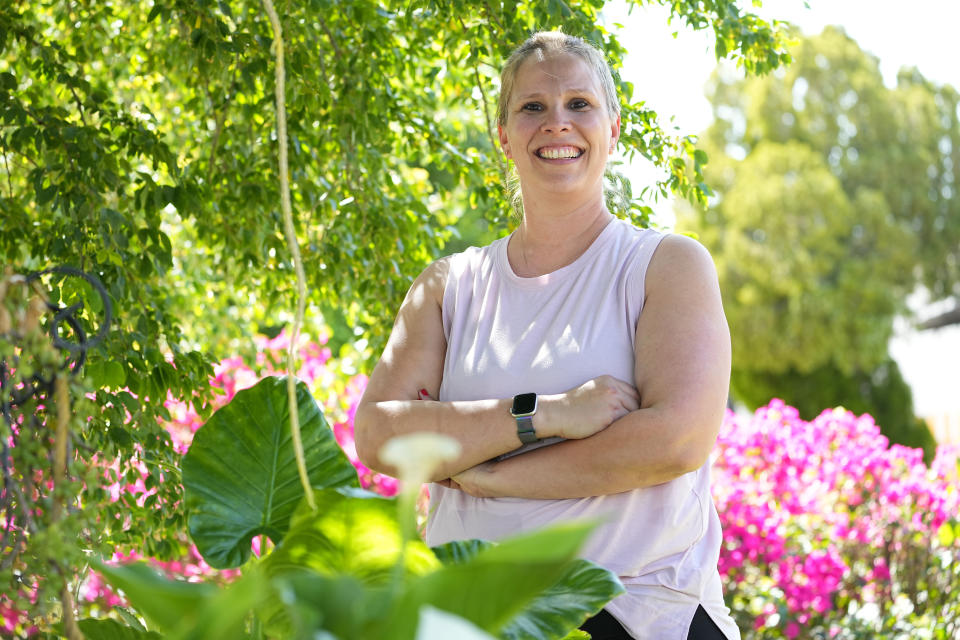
top-left (535, 145), bottom-right (584, 160)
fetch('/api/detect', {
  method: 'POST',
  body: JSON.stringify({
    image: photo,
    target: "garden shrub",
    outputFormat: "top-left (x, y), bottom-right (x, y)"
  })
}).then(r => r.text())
top-left (714, 400), bottom-right (960, 638)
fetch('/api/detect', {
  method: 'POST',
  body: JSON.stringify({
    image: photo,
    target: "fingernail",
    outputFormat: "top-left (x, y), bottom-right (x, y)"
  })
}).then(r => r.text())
top-left (419, 388), bottom-right (429, 399)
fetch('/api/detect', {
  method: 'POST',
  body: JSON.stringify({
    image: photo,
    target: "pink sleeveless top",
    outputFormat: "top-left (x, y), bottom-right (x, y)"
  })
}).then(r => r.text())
top-left (426, 218), bottom-right (739, 640)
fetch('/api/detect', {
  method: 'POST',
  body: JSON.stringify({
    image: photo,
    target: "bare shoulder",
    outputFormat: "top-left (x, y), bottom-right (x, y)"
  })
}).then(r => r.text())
top-left (646, 233), bottom-right (718, 294)
top-left (399, 255), bottom-right (450, 315)
top-left (421, 254), bottom-right (451, 285)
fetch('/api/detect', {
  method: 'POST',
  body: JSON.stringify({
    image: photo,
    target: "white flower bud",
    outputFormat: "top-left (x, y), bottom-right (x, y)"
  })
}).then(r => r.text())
top-left (379, 432), bottom-right (462, 488)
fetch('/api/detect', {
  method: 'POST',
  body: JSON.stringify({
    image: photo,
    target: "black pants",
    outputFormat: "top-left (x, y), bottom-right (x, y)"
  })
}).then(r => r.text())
top-left (578, 605), bottom-right (729, 640)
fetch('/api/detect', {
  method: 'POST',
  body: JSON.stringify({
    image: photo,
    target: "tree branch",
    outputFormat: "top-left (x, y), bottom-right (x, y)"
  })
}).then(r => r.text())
top-left (53, 374), bottom-right (84, 640)
top-left (316, 14), bottom-right (343, 61)
top-left (917, 304), bottom-right (960, 330)
top-left (68, 86), bottom-right (88, 128)
top-left (1, 142), bottom-right (14, 198)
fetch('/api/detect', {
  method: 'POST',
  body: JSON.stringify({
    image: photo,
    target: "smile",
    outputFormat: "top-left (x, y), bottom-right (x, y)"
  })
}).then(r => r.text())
top-left (536, 146), bottom-right (584, 159)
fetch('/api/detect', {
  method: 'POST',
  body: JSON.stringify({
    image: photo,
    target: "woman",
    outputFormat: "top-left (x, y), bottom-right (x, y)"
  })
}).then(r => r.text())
top-left (354, 31), bottom-right (738, 640)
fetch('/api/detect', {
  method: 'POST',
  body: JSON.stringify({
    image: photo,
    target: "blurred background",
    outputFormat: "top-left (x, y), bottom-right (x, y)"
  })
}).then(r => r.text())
top-left (606, 0), bottom-right (960, 452)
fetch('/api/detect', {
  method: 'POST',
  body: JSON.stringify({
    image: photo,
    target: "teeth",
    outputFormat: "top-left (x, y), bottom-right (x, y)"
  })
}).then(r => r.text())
top-left (538, 147), bottom-right (582, 159)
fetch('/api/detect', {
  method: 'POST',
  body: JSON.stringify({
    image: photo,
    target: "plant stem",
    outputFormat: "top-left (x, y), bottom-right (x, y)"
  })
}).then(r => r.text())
top-left (393, 485), bottom-right (417, 593)
top-left (54, 374), bottom-right (84, 640)
top-left (261, 0), bottom-right (315, 511)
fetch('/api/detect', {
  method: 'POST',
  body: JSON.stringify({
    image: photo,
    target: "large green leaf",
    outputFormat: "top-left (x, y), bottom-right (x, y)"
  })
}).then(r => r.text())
top-left (264, 487), bottom-right (439, 582)
top-left (182, 375), bottom-right (359, 568)
top-left (381, 521), bottom-right (601, 639)
top-left (76, 619), bottom-right (162, 640)
top-left (266, 571), bottom-right (388, 640)
top-left (431, 539), bottom-right (625, 640)
top-left (499, 560), bottom-right (625, 640)
top-left (170, 568), bottom-right (270, 640)
top-left (94, 560), bottom-right (271, 640)
top-left (93, 561), bottom-right (217, 632)
top-left (260, 487), bottom-right (439, 638)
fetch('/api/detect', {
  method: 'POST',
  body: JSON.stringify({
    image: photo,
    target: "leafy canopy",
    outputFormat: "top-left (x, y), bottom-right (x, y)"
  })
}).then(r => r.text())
top-left (680, 25), bottom-right (957, 448)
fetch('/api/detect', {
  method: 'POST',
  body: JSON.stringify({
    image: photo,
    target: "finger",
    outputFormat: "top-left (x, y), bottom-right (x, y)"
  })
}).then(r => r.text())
top-left (610, 376), bottom-right (640, 398)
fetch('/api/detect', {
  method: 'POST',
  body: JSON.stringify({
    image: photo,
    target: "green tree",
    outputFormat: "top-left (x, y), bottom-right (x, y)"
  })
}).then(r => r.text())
top-left (680, 26), bottom-right (955, 452)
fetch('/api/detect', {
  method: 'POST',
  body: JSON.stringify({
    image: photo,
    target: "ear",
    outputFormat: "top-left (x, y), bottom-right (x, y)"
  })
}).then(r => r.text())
top-left (498, 124), bottom-right (512, 160)
top-left (608, 115), bottom-right (621, 155)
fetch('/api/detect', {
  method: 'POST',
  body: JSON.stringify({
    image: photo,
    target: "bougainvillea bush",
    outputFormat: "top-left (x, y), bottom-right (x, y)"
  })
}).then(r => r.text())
top-left (715, 400), bottom-right (960, 639)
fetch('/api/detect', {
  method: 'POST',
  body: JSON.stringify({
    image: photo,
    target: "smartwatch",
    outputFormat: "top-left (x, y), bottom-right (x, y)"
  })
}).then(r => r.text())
top-left (511, 392), bottom-right (539, 444)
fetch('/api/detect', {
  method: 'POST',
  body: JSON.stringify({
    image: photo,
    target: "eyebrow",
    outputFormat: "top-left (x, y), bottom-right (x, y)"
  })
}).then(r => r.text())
top-left (514, 89), bottom-right (598, 102)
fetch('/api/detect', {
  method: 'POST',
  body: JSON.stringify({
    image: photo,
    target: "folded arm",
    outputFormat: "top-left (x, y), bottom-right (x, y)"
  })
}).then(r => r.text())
top-left (353, 258), bottom-right (637, 482)
top-left (450, 235), bottom-right (732, 499)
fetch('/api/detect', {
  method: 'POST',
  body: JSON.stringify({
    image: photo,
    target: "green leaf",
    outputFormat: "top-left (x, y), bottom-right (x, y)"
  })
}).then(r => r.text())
top-left (76, 618), bottom-right (163, 639)
top-left (85, 359), bottom-right (106, 387)
top-left (172, 569), bottom-right (270, 640)
top-left (265, 487), bottom-right (439, 582)
top-left (92, 561), bottom-right (218, 632)
top-left (104, 360), bottom-right (127, 387)
top-left (266, 571), bottom-right (385, 640)
top-left (94, 561), bottom-right (271, 640)
top-left (431, 539), bottom-right (494, 566)
top-left (259, 487), bottom-right (436, 638)
top-left (499, 560), bottom-right (625, 640)
top-left (182, 376), bottom-right (359, 569)
top-left (386, 521), bottom-right (601, 639)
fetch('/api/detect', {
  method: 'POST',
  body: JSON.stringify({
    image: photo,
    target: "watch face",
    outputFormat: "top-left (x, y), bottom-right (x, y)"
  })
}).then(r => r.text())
top-left (512, 392), bottom-right (537, 416)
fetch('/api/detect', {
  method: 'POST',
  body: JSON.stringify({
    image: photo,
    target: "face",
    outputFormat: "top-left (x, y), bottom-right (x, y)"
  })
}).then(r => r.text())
top-left (498, 52), bottom-right (620, 203)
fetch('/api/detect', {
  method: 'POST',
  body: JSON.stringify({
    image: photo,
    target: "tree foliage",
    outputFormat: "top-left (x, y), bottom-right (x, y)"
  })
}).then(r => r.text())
top-left (680, 26), bottom-right (958, 445)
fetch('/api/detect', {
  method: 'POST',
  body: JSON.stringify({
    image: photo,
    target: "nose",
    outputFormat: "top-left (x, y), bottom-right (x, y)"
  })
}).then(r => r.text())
top-left (541, 110), bottom-right (571, 134)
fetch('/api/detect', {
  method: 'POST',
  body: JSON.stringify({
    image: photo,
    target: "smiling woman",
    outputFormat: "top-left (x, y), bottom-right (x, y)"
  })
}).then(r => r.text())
top-left (354, 31), bottom-right (737, 640)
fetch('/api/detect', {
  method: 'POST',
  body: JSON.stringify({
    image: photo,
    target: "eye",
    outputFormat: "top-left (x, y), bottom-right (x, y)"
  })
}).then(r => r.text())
top-left (521, 102), bottom-right (543, 112)
top-left (569, 98), bottom-right (590, 110)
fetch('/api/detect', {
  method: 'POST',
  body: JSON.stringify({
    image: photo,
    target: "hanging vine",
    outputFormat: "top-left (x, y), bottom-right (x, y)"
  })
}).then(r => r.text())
top-left (260, 0), bottom-right (315, 511)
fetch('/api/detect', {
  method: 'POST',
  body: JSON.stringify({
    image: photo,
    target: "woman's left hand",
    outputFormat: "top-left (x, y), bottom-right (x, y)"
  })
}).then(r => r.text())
top-left (448, 461), bottom-right (499, 498)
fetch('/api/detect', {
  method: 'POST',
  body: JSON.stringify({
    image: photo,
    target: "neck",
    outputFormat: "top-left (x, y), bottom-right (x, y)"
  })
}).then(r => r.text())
top-left (508, 196), bottom-right (612, 277)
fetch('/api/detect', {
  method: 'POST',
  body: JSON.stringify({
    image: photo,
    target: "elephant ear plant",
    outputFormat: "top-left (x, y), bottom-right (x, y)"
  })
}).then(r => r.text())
top-left (89, 376), bottom-right (624, 639)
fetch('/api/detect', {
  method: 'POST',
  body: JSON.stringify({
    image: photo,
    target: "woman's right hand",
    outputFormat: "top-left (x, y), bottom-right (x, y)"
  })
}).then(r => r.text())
top-left (539, 375), bottom-right (640, 440)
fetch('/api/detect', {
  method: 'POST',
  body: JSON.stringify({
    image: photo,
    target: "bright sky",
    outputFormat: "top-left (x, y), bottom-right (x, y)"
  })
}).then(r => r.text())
top-left (600, 0), bottom-right (960, 426)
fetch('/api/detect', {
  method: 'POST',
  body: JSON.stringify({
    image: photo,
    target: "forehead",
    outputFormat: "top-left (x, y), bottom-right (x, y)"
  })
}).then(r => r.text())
top-left (510, 51), bottom-right (602, 100)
